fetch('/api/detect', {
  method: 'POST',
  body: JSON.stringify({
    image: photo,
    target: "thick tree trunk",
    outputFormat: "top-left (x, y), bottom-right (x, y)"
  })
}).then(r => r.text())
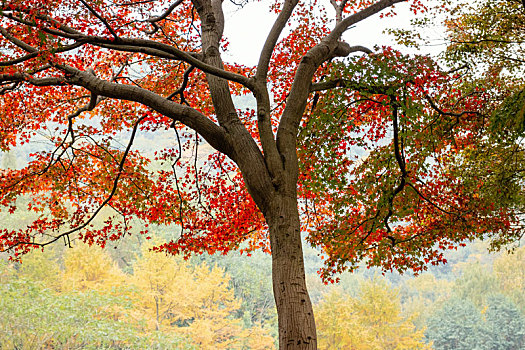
top-left (266, 194), bottom-right (317, 349)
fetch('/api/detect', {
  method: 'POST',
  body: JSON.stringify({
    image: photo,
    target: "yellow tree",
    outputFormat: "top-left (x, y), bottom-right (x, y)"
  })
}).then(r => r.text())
top-left (402, 273), bottom-right (453, 329)
top-left (62, 243), bottom-right (125, 292)
top-left (316, 277), bottom-right (431, 350)
top-left (131, 243), bottom-right (274, 349)
top-left (131, 245), bottom-right (193, 330)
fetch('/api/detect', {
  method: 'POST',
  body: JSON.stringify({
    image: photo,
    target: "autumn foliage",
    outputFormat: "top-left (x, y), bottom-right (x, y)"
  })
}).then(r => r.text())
top-left (1, 0), bottom-right (525, 347)
top-left (299, 47), bottom-right (522, 280)
top-left (0, 0), bottom-right (522, 278)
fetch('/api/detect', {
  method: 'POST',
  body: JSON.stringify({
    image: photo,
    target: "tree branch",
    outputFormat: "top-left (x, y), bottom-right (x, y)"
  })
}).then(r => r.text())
top-left (3, 115), bottom-right (146, 252)
top-left (145, 0), bottom-right (185, 34)
top-left (330, 0), bottom-right (406, 39)
top-left (253, 0), bottom-right (300, 185)
top-left (1, 12), bottom-right (254, 90)
top-left (0, 73), bottom-right (67, 87)
top-left (62, 65), bottom-right (235, 159)
top-left (256, 0), bottom-right (299, 83)
top-left (193, 0), bottom-right (276, 210)
top-left (424, 94), bottom-right (479, 118)
top-left (310, 78), bottom-right (402, 93)
top-left (0, 26), bottom-right (37, 53)
top-left (277, 0), bottom-right (406, 187)
top-left (167, 65), bottom-right (195, 102)
top-left (79, 0), bottom-right (119, 40)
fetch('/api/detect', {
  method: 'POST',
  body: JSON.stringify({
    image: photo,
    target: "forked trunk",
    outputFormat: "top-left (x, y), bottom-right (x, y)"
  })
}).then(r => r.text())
top-left (266, 194), bottom-right (317, 349)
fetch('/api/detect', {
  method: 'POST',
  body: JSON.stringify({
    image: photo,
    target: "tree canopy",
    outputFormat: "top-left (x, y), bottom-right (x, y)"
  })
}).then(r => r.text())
top-left (1, 0), bottom-right (523, 347)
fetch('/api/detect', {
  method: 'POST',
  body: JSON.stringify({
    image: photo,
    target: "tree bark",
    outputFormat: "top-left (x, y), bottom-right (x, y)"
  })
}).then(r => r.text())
top-left (265, 193), bottom-right (317, 349)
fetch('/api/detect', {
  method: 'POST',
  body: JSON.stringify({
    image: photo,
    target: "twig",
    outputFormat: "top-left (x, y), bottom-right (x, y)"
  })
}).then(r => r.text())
top-left (79, 0), bottom-right (119, 40)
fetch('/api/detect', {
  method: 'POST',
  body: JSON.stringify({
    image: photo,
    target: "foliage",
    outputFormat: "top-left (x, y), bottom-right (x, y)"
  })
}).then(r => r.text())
top-left (1, 242), bottom-right (277, 349)
top-left (444, 0), bottom-right (525, 80)
top-left (299, 47), bottom-right (520, 279)
top-left (17, 246), bottom-right (63, 290)
top-left (131, 242), bottom-right (274, 348)
top-left (452, 263), bottom-right (500, 309)
top-left (483, 295), bottom-right (525, 349)
top-left (493, 246), bottom-right (525, 311)
top-left (0, 0), bottom-right (519, 279)
top-left (400, 273), bottom-right (453, 328)
top-left (426, 297), bottom-right (486, 350)
top-left (0, 263), bottom-right (193, 349)
top-left (62, 242), bottom-right (125, 292)
top-left (426, 294), bottom-right (525, 350)
top-left (316, 277), bottom-right (430, 349)
top-left (1, 237), bottom-right (524, 349)
top-left (195, 250), bottom-right (277, 330)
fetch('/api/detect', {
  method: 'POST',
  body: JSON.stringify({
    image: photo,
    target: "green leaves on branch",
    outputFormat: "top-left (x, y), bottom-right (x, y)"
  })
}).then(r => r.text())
top-left (299, 47), bottom-right (518, 280)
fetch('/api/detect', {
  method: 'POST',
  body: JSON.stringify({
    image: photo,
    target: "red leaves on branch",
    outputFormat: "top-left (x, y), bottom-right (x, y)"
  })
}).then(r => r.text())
top-left (0, 0), bottom-right (520, 283)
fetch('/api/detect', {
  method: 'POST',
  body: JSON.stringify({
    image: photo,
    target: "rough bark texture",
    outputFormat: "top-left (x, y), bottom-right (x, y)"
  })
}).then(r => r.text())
top-left (266, 194), bottom-right (317, 349)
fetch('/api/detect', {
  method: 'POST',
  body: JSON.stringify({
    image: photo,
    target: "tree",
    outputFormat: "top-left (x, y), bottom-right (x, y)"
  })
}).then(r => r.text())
top-left (315, 277), bottom-right (430, 349)
top-left (401, 273), bottom-right (453, 329)
top-left (131, 242), bottom-right (275, 348)
top-left (452, 262), bottom-right (500, 309)
top-left (425, 294), bottom-right (525, 350)
top-left (483, 295), bottom-right (525, 350)
top-left (444, 0), bottom-right (525, 81)
top-left (401, 0), bottom-right (525, 249)
top-left (62, 242), bottom-right (125, 291)
top-left (493, 246), bottom-right (525, 312)
top-left (196, 249), bottom-right (277, 330)
top-left (0, 0), bottom-right (522, 348)
top-left (0, 262), bottom-right (195, 349)
top-left (426, 297), bottom-right (486, 350)
top-left (17, 246), bottom-right (63, 290)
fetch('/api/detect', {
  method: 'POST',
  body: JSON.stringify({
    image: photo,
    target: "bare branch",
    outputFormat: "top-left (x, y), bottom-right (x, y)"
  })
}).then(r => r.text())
top-left (170, 122), bottom-right (186, 237)
top-left (79, 0), bottom-right (119, 40)
top-left (1, 11), bottom-right (254, 90)
top-left (330, 0), bottom-right (350, 24)
top-left (424, 94), bottom-right (480, 118)
top-left (406, 183), bottom-right (456, 216)
top-left (252, 0), bottom-right (301, 186)
top-left (0, 26), bottom-right (37, 53)
top-left (85, 38), bottom-right (254, 88)
top-left (347, 45), bottom-right (373, 54)
top-left (0, 41), bottom-right (85, 67)
top-left (382, 104), bottom-right (407, 235)
top-left (192, 0), bottom-right (276, 209)
top-left (0, 72), bottom-right (66, 87)
top-left (167, 65), bottom-right (195, 102)
top-left (193, 131), bottom-right (214, 217)
top-left (0, 82), bottom-right (19, 94)
top-left (256, 0), bottom-right (299, 82)
top-left (331, 0), bottom-right (406, 39)
top-left (149, 0), bottom-right (185, 23)
top-left (144, 0), bottom-right (185, 34)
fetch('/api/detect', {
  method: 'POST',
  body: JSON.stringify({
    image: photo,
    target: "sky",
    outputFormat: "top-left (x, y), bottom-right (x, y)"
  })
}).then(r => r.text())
top-left (221, 0), bottom-right (446, 67)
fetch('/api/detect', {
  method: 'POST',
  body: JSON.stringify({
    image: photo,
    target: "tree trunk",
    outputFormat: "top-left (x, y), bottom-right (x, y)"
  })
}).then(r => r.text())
top-left (266, 193), bottom-right (317, 349)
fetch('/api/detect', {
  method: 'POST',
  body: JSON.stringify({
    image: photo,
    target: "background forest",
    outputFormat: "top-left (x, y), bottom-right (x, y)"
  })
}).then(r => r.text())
top-left (1, 145), bottom-right (524, 349)
top-left (1, 225), bottom-right (524, 349)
